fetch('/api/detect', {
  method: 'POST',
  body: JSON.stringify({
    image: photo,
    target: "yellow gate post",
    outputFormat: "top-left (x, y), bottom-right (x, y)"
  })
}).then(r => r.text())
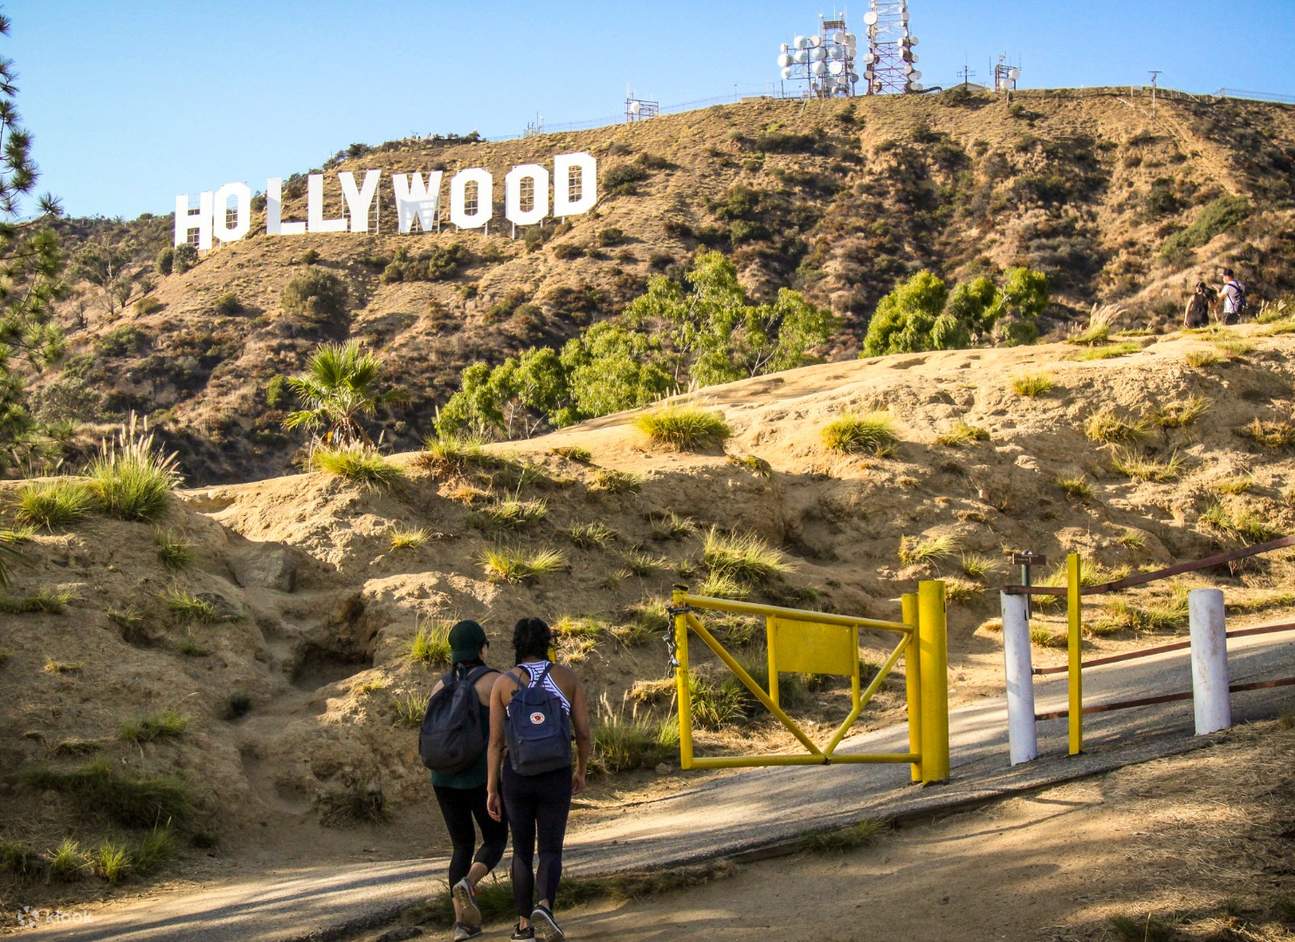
top-left (917, 580), bottom-right (949, 783)
top-left (672, 589), bottom-right (695, 770)
top-left (1066, 552), bottom-right (1083, 756)
top-left (901, 592), bottom-right (921, 783)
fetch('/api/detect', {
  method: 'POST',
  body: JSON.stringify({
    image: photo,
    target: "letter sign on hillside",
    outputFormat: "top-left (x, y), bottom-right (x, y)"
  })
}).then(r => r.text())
top-left (174, 152), bottom-right (597, 248)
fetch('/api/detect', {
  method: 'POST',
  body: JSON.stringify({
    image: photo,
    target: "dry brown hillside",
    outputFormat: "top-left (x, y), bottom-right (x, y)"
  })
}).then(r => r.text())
top-left (40, 88), bottom-right (1295, 483)
top-left (3, 322), bottom-right (1295, 910)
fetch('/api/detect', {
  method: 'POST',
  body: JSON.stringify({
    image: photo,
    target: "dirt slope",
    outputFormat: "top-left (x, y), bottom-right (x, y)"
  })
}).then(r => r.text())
top-left (41, 89), bottom-right (1295, 483)
top-left (3, 322), bottom-right (1295, 913)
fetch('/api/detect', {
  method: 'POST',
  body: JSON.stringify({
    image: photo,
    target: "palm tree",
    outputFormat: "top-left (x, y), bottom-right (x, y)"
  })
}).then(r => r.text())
top-left (282, 342), bottom-right (402, 445)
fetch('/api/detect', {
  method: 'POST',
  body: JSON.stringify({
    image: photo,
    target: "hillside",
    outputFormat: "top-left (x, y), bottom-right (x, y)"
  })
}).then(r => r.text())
top-left (39, 88), bottom-right (1295, 484)
top-left (3, 322), bottom-right (1295, 911)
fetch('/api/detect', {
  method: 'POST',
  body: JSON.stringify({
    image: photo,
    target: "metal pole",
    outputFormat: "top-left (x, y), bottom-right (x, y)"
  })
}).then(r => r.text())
top-left (1066, 553), bottom-right (1083, 756)
top-left (1188, 589), bottom-right (1231, 734)
top-left (672, 589), bottom-right (694, 770)
top-left (1000, 591), bottom-right (1038, 764)
top-left (917, 580), bottom-right (949, 783)
top-left (901, 592), bottom-right (921, 782)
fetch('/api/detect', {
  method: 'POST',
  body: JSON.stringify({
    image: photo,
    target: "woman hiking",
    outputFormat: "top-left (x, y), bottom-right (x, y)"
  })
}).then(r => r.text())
top-left (428, 620), bottom-right (509, 942)
top-left (486, 618), bottom-right (592, 942)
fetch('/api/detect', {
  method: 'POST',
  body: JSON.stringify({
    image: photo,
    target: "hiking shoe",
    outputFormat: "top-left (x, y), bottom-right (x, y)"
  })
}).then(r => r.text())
top-left (453, 923), bottom-right (482, 942)
top-left (530, 906), bottom-right (565, 942)
top-left (453, 878), bottom-right (482, 928)
top-left (509, 923), bottom-right (535, 941)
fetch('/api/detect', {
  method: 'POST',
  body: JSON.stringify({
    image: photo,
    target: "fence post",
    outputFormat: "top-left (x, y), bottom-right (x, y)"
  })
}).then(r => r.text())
top-left (672, 588), bottom-right (695, 770)
top-left (1000, 590), bottom-right (1038, 765)
top-left (1066, 552), bottom-right (1083, 756)
top-left (917, 580), bottom-right (949, 783)
top-left (901, 592), bottom-right (921, 783)
top-left (1188, 588), bottom-right (1231, 735)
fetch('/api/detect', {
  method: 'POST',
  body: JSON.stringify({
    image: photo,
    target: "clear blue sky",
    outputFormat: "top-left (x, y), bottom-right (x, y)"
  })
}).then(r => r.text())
top-left (9, 0), bottom-right (1295, 219)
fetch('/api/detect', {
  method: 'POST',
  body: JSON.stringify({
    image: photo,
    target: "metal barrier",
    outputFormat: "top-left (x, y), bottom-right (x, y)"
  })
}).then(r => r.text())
top-left (1001, 540), bottom-right (1295, 762)
top-left (668, 583), bottom-right (950, 782)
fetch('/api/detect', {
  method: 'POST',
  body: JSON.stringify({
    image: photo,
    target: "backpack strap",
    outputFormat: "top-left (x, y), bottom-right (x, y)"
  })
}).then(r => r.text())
top-left (464, 665), bottom-right (498, 684)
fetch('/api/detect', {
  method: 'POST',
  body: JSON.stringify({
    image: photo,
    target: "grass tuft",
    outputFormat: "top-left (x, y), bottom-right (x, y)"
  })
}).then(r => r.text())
top-left (1107, 914), bottom-right (1175, 942)
top-left (799, 819), bottom-right (886, 853)
top-left (21, 760), bottom-right (191, 829)
top-left (959, 553), bottom-right (1000, 581)
top-left (702, 528), bottom-right (790, 585)
top-left (473, 497), bottom-right (548, 530)
top-left (1, 587), bottom-right (73, 614)
top-left (898, 533), bottom-right (959, 566)
top-left (93, 841), bottom-right (131, 883)
top-left (130, 826), bottom-right (176, 877)
top-left (154, 529), bottom-right (193, 570)
top-left (86, 414), bottom-right (183, 522)
top-left (1115, 528), bottom-right (1147, 550)
top-left (1211, 474), bottom-right (1255, 496)
top-left (119, 709), bottom-right (189, 743)
top-left (1110, 448), bottom-right (1183, 482)
top-left (1146, 395), bottom-right (1210, 429)
top-left (1057, 474), bottom-right (1092, 500)
top-left (1070, 341), bottom-right (1141, 361)
top-left (47, 838), bottom-right (87, 882)
top-left (821, 412), bottom-right (897, 457)
top-left (1241, 418), bottom-right (1295, 450)
top-left (163, 588), bottom-right (221, 623)
top-left (1011, 373), bottom-right (1054, 397)
top-left (1200, 503), bottom-right (1279, 544)
top-left (15, 479), bottom-right (95, 531)
top-left (648, 510), bottom-right (696, 541)
top-left (934, 421), bottom-right (989, 447)
top-left (550, 445), bottom-right (592, 464)
top-left (408, 617), bottom-right (452, 665)
top-left (388, 526), bottom-right (429, 550)
top-left (310, 443), bottom-right (402, 488)
top-left (481, 546), bottom-right (565, 584)
top-left (634, 406), bottom-right (732, 451)
top-left (1085, 409), bottom-right (1149, 445)
top-left (566, 521), bottom-right (617, 548)
top-left (392, 691), bottom-right (426, 729)
top-left (591, 694), bottom-right (677, 774)
top-left (590, 468), bottom-right (642, 494)
top-left (1184, 349), bottom-right (1222, 368)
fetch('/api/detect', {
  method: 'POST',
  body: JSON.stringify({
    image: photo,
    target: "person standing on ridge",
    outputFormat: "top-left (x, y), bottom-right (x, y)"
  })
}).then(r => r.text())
top-left (426, 620), bottom-right (509, 942)
top-left (1217, 268), bottom-right (1247, 324)
top-left (1184, 281), bottom-right (1212, 328)
top-left (486, 618), bottom-right (592, 942)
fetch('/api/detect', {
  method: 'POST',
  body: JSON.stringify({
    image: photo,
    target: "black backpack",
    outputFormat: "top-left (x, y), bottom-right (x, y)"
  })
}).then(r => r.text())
top-left (505, 663), bottom-right (573, 776)
top-left (418, 665), bottom-right (496, 773)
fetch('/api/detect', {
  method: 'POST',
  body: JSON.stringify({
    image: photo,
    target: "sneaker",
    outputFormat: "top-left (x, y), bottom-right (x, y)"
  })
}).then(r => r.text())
top-left (453, 924), bottom-right (483, 942)
top-left (509, 923), bottom-right (535, 941)
top-left (453, 878), bottom-right (482, 929)
top-left (530, 906), bottom-right (565, 942)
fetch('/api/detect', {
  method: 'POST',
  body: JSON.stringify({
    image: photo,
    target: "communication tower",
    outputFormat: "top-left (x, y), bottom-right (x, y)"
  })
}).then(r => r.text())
top-left (625, 87), bottom-right (660, 122)
top-left (993, 55), bottom-right (1021, 93)
top-left (862, 0), bottom-right (921, 94)
top-left (776, 12), bottom-right (859, 99)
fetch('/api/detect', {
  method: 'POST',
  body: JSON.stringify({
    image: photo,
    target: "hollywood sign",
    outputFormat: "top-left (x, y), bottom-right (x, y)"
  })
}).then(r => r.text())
top-left (173, 152), bottom-right (597, 250)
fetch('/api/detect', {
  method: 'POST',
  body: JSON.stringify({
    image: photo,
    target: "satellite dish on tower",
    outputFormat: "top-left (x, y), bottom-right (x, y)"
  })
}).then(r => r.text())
top-left (628, 100), bottom-right (641, 115)
top-left (781, 66), bottom-right (793, 79)
top-left (828, 60), bottom-right (845, 75)
top-left (863, 10), bottom-right (878, 25)
top-left (778, 53), bottom-right (792, 67)
top-left (908, 69), bottom-right (922, 81)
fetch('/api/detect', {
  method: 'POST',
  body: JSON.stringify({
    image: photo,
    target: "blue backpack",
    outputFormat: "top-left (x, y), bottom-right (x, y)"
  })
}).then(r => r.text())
top-left (505, 663), bottom-right (573, 775)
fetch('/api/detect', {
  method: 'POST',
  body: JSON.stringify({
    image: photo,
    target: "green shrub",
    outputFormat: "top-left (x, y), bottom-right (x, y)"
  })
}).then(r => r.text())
top-left (93, 841), bottom-right (131, 883)
top-left (130, 826), bottom-right (176, 877)
top-left (309, 443), bottom-right (402, 488)
top-left (822, 412), bottom-right (897, 456)
top-left (409, 617), bottom-right (452, 665)
top-left (1057, 474), bottom-right (1093, 500)
top-left (135, 296), bottom-right (163, 316)
top-left (1160, 195), bottom-right (1251, 259)
top-left (155, 246), bottom-right (174, 275)
top-left (481, 547), bottom-right (565, 584)
top-left (213, 291), bottom-right (243, 316)
top-left (702, 528), bottom-right (790, 585)
top-left (47, 838), bottom-right (87, 881)
top-left (86, 416), bottom-right (183, 522)
top-left (15, 479), bottom-right (94, 530)
top-left (172, 243), bottom-right (197, 274)
top-left (119, 710), bottom-right (189, 743)
top-left (280, 267), bottom-right (348, 321)
top-left (634, 406), bottom-right (732, 450)
top-left (591, 696), bottom-right (676, 774)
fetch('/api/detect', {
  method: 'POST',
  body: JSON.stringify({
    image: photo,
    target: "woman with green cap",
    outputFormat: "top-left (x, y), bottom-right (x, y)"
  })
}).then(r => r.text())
top-left (429, 619), bottom-right (508, 941)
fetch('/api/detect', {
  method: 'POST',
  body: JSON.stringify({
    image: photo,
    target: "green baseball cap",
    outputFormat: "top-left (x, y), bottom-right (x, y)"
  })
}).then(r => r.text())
top-left (449, 619), bottom-right (488, 663)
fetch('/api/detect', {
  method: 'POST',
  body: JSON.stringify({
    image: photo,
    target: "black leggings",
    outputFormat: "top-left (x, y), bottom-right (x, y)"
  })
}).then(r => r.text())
top-left (433, 784), bottom-right (509, 888)
top-left (501, 765), bottom-right (572, 916)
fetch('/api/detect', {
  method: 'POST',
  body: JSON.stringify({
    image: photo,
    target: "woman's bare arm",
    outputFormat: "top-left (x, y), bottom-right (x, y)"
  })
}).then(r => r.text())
top-left (568, 677), bottom-right (592, 793)
top-left (485, 673), bottom-right (515, 820)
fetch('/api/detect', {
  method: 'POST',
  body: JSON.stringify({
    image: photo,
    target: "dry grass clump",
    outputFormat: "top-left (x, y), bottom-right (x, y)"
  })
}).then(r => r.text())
top-left (14, 479), bottom-right (94, 531)
top-left (591, 696), bottom-right (678, 775)
top-left (1070, 341), bottom-right (1141, 361)
top-left (799, 818), bottom-right (887, 853)
top-left (649, 510), bottom-right (696, 540)
top-left (1212, 337), bottom-right (1253, 359)
top-left (702, 528), bottom-right (790, 585)
top-left (391, 692), bottom-right (425, 729)
top-left (1146, 395), bottom-right (1210, 429)
top-left (1115, 528), bottom-right (1147, 550)
top-left (1211, 474), bottom-right (1255, 495)
top-left (119, 709), bottom-right (189, 743)
top-left (634, 406), bottom-right (732, 451)
top-left (1, 586), bottom-right (73, 614)
top-left (408, 617), bottom-right (451, 665)
top-left (418, 436), bottom-right (501, 475)
top-left (310, 443), bottom-right (402, 488)
top-left (154, 529), bottom-right (193, 570)
top-left (590, 469), bottom-right (641, 494)
top-left (959, 553), bottom-right (1000, 581)
top-left (1199, 503), bottom-right (1279, 544)
top-left (1241, 418), bottom-right (1295, 450)
top-left (1184, 348), bottom-right (1222, 368)
top-left (1085, 408), bottom-right (1149, 445)
top-left (727, 454), bottom-right (772, 476)
top-left (162, 588), bottom-right (222, 623)
top-left (1030, 627), bottom-right (1068, 649)
top-left (566, 521), bottom-right (617, 548)
top-left (696, 570), bottom-right (749, 599)
top-left (481, 546), bottom-right (565, 583)
top-left (898, 533), bottom-right (959, 566)
top-left (1090, 590), bottom-right (1188, 636)
top-left (473, 497), bottom-right (548, 530)
top-left (1057, 474), bottom-right (1093, 500)
top-left (821, 412), bottom-right (897, 457)
top-left (934, 421), bottom-right (989, 447)
top-left (1011, 373), bottom-right (1054, 397)
top-left (1110, 448), bottom-right (1183, 482)
top-left (1069, 303), bottom-right (1123, 346)
top-left (388, 526), bottom-right (429, 550)
top-left (550, 445), bottom-right (592, 464)
top-left (621, 548), bottom-right (667, 576)
top-left (87, 415), bottom-right (183, 522)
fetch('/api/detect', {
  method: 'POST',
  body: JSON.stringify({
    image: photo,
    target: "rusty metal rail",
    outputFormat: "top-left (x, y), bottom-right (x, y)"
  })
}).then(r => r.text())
top-left (1031, 622), bottom-right (1295, 676)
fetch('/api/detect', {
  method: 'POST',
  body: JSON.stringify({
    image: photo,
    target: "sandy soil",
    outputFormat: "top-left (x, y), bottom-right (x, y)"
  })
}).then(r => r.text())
top-left (539, 720), bottom-right (1295, 942)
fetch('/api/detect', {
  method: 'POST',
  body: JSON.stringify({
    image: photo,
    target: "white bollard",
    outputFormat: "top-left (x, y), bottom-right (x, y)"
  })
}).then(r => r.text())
top-left (1000, 591), bottom-right (1038, 764)
top-left (1188, 588), bottom-right (1231, 735)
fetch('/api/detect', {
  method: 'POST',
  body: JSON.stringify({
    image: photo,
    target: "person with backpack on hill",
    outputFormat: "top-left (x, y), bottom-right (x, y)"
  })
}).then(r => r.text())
top-left (1184, 281), bottom-right (1212, 328)
top-left (486, 618), bottom-right (592, 942)
top-left (1218, 267), bottom-right (1248, 324)
top-left (420, 620), bottom-right (509, 942)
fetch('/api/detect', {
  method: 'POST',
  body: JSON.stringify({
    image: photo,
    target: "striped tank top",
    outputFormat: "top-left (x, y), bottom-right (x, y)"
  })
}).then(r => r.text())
top-left (513, 660), bottom-right (571, 715)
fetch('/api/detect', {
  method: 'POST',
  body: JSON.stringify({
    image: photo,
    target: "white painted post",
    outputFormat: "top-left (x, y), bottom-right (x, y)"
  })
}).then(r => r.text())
top-left (1000, 591), bottom-right (1038, 764)
top-left (1188, 589), bottom-right (1231, 735)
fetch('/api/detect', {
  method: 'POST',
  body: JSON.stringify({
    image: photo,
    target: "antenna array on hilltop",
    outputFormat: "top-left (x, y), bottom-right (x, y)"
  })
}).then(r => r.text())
top-left (863, 0), bottom-right (921, 94)
top-left (776, 11), bottom-right (860, 98)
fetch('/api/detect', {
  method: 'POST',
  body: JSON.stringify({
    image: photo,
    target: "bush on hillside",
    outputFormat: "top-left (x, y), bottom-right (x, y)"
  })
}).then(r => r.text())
top-left (154, 247), bottom-right (174, 275)
top-left (281, 267), bottom-right (348, 322)
top-left (172, 243), bottom-right (197, 274)
top-left (1160, 195), bottom-right (1251, 259)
